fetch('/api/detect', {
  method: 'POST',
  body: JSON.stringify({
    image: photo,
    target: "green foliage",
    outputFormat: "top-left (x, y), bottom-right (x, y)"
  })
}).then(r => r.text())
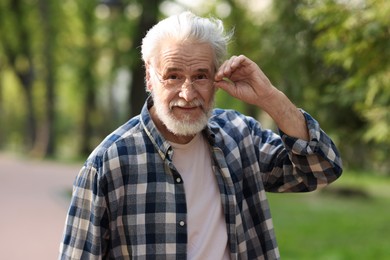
top-left (0, 0), bottom-right (151, 156)
top-left (299, 0), bottom-right (390, 171)
top-left (0, 0), bottom-right (389, 170)
top-left (299, 0), bottom-right (390, 147)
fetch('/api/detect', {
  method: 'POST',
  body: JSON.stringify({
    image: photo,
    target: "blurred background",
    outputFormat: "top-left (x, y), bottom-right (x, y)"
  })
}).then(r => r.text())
top-left (0, 0), bottom-right (389, 259)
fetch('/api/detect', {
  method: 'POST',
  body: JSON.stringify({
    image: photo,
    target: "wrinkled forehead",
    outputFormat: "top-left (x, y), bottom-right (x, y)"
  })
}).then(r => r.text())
top-left (152, 40), bottom-right (216, 73)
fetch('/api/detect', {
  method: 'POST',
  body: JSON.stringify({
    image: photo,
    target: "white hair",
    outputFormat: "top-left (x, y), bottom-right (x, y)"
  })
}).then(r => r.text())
top-left (141, 11), bottom-right (232, 69)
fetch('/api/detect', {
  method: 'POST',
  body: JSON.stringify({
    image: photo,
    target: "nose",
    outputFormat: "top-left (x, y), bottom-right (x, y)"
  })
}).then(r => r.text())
top-left (178, 79), bottom-right (197, 101)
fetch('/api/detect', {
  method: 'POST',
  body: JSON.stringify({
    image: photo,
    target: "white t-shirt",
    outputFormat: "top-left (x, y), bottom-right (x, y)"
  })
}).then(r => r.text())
top-left (170, 134), bottom-right (230, 260)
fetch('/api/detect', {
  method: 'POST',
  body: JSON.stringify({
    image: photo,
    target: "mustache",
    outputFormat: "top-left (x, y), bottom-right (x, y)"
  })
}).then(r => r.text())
top-left (169, 99), bottom-right (204, 110)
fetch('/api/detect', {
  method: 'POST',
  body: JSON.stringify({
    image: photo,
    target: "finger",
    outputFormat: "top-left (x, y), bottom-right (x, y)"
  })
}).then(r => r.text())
top-left (215, 79), bottom-right (243, 99)
top-left (230, 55), bottom-right (246, 70)
top-left (214, 62), bottom-right (227, 80)
top-left (215, 56), bottom-right (237, 80)
top-left (223, 55), bottom-right (238, 74)
top-left (222, 55), bottom-right (248, 78)
top-left (214, 78), bottom-right (235, 93)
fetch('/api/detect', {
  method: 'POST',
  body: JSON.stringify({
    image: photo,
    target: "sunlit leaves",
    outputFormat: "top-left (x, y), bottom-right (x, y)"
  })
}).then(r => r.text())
top-left (300, 0), bottom-right (390, 146)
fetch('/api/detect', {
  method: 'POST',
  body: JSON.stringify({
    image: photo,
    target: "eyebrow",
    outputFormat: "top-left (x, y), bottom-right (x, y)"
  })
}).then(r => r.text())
top-left (165, 67), bottom-right (211, 74)
top-left (165, 67), bottom-right (183, 73)
top-left (196, 68), bottom-right (211, 74)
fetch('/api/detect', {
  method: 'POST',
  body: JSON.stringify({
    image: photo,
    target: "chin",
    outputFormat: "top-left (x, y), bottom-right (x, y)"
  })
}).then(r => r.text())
top-left (164, 113), bottom-right (209, 136)
top-left (151, 92), bottom-right (214, 136)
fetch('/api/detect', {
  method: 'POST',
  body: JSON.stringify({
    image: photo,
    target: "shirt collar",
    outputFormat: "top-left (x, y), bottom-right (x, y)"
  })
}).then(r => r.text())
top-left (140, 96), bottom-right (217, 160)
top-left (140, 96), bottom-right (173, 160)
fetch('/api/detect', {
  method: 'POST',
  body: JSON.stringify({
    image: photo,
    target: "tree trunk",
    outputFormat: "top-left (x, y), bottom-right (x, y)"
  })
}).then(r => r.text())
top-left (79, 5), bottom-right (97, 156)
top-left (0, 63), bottom-right (4, 149)
top-left (22, 71), bottom-right (36, 150)
top-left (32, 0), bottom-right (56, 157)
top-left (129, 0), bottom-right (162, 117)
top-left (7, 0), bottom-right (37, 151)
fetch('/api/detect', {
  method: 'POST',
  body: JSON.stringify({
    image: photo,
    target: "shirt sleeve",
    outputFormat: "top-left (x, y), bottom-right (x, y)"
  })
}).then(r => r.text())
top-left (261, 110), bottom-right (343, 192)
top-left (59, 162), bottom-right (110, 259)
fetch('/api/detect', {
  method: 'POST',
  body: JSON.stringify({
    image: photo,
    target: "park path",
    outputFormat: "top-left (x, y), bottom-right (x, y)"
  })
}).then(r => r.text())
top-left (0, 153), bottom-right (81, 260)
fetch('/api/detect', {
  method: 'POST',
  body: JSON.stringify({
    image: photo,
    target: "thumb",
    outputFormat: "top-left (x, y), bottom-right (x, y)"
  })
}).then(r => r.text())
top-left (214, 78), bottom-right (237, 96)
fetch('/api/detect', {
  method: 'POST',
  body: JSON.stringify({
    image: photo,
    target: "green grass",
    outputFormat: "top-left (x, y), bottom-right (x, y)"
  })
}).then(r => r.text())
top-left (268, 171), bottom-right (390, 259)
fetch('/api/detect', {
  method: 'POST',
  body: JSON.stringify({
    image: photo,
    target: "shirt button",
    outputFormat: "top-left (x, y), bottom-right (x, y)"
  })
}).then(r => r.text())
top-left (176, 177), bottom-right (181, 183)
top-left (179, 221), bottom-right (185, 227)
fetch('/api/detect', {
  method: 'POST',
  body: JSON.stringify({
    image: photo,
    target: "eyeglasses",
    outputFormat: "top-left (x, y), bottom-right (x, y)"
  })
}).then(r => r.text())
top-left (151, 67), bottom-right (213, 91)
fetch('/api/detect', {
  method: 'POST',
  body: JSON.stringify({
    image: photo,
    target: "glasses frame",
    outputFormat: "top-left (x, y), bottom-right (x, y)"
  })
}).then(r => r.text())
top-left (150, 66), bottom-right (214, 91)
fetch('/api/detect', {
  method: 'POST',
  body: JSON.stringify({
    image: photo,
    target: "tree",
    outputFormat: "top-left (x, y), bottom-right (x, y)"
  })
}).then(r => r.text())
top-left (129, 0), bottom-right (163, 117)
top-left (33, 0), bottom-right (59, 157)
top-left (0, 0), bottom-right (38, 150)
top-left (69, 0), bottom-right (163, 155)
top-left (299, 0), bottom-right (390, 170)
top-left (0, 1), bottom-right (61, 157)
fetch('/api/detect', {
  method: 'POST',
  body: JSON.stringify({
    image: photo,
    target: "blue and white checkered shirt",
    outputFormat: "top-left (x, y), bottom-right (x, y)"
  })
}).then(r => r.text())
top-left (59, 98), bottom-right (342, 259)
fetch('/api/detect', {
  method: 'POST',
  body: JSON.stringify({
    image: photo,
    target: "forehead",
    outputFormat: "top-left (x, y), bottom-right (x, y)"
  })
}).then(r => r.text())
top-left (156, 41), bottom-right (215, 72)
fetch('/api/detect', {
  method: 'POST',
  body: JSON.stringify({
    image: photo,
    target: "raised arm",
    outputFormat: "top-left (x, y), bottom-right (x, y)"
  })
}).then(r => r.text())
top-left (214, 55), bottom-right (309, 141)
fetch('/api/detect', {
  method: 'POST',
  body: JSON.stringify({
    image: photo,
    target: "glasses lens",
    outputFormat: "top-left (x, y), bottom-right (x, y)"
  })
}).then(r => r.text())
top-left (153, 67), bottom-right (212, 90)
top-left (165, 78), bottom-right (184, 89)
top-left (193, 79), bottom-right (211, 90)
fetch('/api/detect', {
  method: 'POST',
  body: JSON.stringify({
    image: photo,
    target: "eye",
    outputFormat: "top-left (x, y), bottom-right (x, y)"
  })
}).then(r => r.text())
top-left (194, 73), bottom-right (208, 81)
top-left (165, 73), bottom-right (182, 81)
top-left (168, 74), bottom-right (178, 80)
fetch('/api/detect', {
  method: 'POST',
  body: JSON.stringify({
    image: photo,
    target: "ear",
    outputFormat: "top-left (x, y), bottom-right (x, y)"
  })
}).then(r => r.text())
top-left (145, 63), bottom-right (153, 92)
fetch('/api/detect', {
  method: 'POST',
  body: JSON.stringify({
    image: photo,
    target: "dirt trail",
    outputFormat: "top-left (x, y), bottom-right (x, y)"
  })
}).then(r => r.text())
top-left (0, 153), bottom-right (80, 260)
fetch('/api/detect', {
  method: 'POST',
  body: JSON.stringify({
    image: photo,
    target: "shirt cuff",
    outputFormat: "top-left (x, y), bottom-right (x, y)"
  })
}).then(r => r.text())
top-left (278, 109), bottom-right (321, 155)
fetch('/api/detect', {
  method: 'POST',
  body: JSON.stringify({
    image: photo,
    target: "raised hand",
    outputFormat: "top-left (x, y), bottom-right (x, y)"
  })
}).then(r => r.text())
top-left (214, 54), bottom-right (309, 140)
top-left (214, 55), bottom-right (277, 109)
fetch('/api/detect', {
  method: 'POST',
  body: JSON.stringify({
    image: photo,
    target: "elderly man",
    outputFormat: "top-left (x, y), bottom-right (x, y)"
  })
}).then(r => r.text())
top-left (60, 12), bottom-right (342, 259)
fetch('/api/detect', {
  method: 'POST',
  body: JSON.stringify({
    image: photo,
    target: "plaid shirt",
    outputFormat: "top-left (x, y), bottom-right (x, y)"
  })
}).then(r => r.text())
top-left (60, 98), bottom-right (342, 259)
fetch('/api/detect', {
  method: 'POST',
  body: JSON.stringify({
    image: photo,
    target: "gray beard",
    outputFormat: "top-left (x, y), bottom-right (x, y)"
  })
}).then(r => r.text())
top-left (152, 93), bottom-right (214, 136)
